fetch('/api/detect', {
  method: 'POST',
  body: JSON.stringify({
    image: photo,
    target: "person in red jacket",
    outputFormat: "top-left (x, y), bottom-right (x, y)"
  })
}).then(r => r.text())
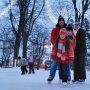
top-left (56, 28), bottom-right (75, 85)
top-left (47, 16), bottom-right (67, 83)
top-left (47, 16), bottom-right (75, 84)
top-left (47, 16), bottom-right (76, 85)
top-left (56, 28), bottom-right (74, 63)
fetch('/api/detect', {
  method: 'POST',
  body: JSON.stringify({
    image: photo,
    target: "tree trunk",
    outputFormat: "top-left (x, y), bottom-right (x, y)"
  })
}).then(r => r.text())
top-left (13, 0), bottom-right (27, 66)
top-left (22, 32), bottom-right (28, 59)
top-left (75, 8), bottom-right (79, 22)
top-left (81, 13), bottom-right (85, 27)
top-left (13, 10), bottom-right (26, 66)
top-left (13, 32), bottom-right (21, 66)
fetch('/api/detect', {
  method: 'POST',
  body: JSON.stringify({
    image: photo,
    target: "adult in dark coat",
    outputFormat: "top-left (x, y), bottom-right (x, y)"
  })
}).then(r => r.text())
top-left (73, 22), bottom-right (87, 82)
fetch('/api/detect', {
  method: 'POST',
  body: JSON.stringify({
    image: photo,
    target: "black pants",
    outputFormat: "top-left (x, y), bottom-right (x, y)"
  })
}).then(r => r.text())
top-left (21, 65), bottom-right (28, 74)
top-left (73, 53), bottom-right (86, 80)
top-left (58, 63), bottom-right (70, 82)
top-left (28, 62), bottom-right (35, 74)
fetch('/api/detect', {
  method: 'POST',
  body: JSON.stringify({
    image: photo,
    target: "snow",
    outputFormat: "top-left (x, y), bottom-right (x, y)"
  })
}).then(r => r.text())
top-left (0, 67), bottom-right (90, 90)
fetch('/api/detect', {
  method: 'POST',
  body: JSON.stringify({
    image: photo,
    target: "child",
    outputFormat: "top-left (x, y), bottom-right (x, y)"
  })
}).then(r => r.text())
top-left (19, 57), bottom-right (28, 75)
top-left (56, 28), bottom-right (75, 85)
top-left (27, 52), bottom-right (35, 74)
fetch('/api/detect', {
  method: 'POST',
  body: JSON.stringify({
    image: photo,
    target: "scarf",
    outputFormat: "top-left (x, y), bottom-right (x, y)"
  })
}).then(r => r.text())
top-left (57, 38), bottom-right (68, 61)
top-left (57, 38), bottom-right (74, 62)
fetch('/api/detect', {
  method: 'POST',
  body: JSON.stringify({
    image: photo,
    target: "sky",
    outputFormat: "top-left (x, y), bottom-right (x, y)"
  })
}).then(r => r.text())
top-left (0, 67), bottom-right (90, 90)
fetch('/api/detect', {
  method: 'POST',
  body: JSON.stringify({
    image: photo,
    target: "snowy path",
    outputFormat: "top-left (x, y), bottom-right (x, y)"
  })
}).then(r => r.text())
top-left (0, 67), bottom-right (90, 90)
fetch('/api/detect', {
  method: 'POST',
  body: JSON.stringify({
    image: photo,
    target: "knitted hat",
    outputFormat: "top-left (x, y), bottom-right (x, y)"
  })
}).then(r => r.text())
top-left (58, 15), bottom-right (64, 22)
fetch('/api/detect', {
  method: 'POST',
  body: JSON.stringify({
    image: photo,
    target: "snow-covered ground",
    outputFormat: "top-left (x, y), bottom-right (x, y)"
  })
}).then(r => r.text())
top-left (0, 67), bottom-right (90, 90)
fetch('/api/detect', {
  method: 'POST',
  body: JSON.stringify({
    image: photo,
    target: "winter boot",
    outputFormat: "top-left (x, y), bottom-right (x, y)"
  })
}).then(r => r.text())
top-left (78, 79), bottom-right (85, 84)
top-left (47, 76), bottom-right (53, 84)
top-left (62, 82), bottom-right (67, 86)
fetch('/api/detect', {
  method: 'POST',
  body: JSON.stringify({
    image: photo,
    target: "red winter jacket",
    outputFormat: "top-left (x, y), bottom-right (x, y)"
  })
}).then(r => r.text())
top-left (51, 27), bottom-right (60, 44)
top-left (51, 27), bottom-right (76, 64)
top-left (56, 39), bottom-right (75, 64)
top-left (50, 27), bottom-right (65, 61)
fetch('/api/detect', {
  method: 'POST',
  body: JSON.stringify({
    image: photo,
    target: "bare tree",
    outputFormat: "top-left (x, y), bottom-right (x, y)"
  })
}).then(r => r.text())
top-left (0, 25), bottom-right (14, 67)
top-left (72, 0), bottom-right (90, 26)
top-left (48, 0), bottom-right (74, 24)
top-left (8, 0), bottom-right (45, 66)
top-left (20, 0), bottom-right (45, 59)
top-left (29, 24), bottom-right (49, 60)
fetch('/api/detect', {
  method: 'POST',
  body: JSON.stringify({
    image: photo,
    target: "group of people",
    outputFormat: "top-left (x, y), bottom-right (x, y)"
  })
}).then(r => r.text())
top-left (47, 15), bottom-right (87, 85)
top-left (18, 52), bottom-right (35, 75)
top-left (17, 15), bottom-right (86, 85)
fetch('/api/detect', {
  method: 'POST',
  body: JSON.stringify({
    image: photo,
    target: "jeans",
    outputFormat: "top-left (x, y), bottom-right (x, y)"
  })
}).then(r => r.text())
top-left (49, 60), bottom-right (58, 78)
top-left (67, 64), bottom-right (71, 81)
top-left (49, 60), bottom-right (71, 80)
